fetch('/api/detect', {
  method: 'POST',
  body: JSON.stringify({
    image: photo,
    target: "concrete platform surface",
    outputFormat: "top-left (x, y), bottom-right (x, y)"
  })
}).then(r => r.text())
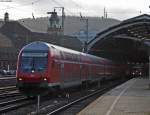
top-left (78, 78), bottom-right (150, 115)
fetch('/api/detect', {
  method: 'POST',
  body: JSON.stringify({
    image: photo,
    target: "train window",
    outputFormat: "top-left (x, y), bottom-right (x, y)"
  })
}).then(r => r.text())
top-left (20, 52), bottom-right (48, 72)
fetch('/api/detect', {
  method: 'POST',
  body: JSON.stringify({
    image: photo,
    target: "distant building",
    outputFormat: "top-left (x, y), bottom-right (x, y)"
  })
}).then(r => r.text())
top-left (0, 32), bottom-right (16, 69)
top-left (0, 13), bottom-right (82, 70)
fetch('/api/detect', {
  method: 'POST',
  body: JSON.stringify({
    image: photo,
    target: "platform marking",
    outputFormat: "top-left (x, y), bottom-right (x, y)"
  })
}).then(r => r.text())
top-left (105, 79), bottom-right (136, 115)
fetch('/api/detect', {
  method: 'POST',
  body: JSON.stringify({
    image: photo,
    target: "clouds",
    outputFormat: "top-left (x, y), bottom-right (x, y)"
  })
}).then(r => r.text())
top-left (0, 0), bottom-right (149, 20)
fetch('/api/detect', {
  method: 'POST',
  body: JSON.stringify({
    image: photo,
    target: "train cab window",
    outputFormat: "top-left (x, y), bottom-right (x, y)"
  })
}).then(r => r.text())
top-left (20, 52), bottom-right (48, 72)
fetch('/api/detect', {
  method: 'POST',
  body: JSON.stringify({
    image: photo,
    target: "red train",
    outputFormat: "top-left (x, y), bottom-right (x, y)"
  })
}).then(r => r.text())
top-left (16, 41), bottom-right (127, 96)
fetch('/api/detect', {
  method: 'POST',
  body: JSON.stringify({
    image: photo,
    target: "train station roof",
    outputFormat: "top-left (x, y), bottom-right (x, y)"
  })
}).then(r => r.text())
top-left (88, 14), bottom-right (150, 63)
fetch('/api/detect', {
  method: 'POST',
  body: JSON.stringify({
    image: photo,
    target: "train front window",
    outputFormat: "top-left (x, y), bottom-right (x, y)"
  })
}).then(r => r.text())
top-left (20, 52), bottom-right (48, 72)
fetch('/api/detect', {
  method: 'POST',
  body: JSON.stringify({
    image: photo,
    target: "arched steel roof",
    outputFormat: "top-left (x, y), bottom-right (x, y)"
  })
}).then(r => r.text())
top-left (88, 14), bottom-right (150, 63)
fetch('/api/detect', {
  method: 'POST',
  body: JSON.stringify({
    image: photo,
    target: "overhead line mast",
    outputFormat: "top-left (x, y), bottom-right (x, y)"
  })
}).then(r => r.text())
top-left (80, 13), bottom-right (88, 53)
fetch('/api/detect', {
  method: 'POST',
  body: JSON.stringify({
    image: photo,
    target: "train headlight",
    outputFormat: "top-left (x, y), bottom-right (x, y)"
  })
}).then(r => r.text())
top-left (43, 78), bottom-right (47, 81)
top-left (18, 78), bottom-right (22, 81)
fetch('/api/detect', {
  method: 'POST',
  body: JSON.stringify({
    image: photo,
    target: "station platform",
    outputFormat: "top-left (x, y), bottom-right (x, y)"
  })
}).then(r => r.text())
top-left (78, 78), bottom-right (150, 115)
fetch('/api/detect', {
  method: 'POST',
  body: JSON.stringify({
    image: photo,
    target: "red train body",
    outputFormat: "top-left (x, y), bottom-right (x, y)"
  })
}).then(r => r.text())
top-left (16, 41), bottom-right (126, 96)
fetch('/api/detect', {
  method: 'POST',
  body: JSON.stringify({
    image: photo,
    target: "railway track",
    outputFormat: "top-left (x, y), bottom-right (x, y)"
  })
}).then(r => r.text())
top-left (0, 86), bottom-right (34, 114)
top-left (0, 76), bottom-right (16, 87)
top-left (0, 76), bottom-right (35, 114)
top-left (27, 79), bottom-right (127, 115)
top-left (0, 86), bottom-right (30, 114)
top-left (0, 86), bottom-right (17, 93)
top-left (0, 76), bottom-right (17, 96)
top-left (0, 96), bottom-right (33, 114)
top-left (0, 86), bottom-right (21, 98)
top-left (0, 90), bottom-right (21, 98)
top-left (0, 79), bottom-right (127, 115)
top-left (46, 84), bottom-right (117, 115)
top-left (0, 86), bottom-right (16, 90)
top-left (0, 76), bottom-right (15, 80)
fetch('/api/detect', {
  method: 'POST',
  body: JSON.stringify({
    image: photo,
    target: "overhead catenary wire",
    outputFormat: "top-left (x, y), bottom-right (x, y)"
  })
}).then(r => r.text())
top-left (0, 0), bottom-right (46, 19)
top-left (69, 0), bottom-right (99, 16)
top-left (0, 0), bottom-right (145, 20)
top-left (0, 0), bottom-right (42, 11)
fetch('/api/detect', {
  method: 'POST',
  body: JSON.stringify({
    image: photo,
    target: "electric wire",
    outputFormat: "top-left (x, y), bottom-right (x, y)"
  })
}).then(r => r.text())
top-left (0, 0), bottom-right (146, 19)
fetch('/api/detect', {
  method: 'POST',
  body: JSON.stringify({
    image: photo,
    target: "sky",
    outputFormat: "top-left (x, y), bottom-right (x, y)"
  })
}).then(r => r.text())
top-left (0, 0), bottom-right (150, 20)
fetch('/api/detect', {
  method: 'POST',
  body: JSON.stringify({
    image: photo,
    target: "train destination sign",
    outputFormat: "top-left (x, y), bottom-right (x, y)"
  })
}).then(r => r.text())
top-left (22, 53), bottom-right (48, 57)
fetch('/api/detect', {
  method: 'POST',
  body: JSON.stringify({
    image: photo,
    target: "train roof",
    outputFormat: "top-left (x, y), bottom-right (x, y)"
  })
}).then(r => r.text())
top-left (50, 43), bottom-right (112, 62)
top-left (22, 41), bottom-right (50, 52)
top-left (21, 41), bottom-right (112, 63)
top-left (22, 41), bottom-right (80, 54)
top-left (50, 43), bottom-right (81, 55)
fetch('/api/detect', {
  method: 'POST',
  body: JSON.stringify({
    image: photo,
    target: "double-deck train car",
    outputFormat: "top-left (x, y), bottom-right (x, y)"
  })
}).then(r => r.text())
top-left (16, 41), bottom-right (126, 96)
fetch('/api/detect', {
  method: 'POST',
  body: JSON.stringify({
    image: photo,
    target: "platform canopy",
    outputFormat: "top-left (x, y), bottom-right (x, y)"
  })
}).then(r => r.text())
top-left (88, 14), bottom-right (150, 63)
